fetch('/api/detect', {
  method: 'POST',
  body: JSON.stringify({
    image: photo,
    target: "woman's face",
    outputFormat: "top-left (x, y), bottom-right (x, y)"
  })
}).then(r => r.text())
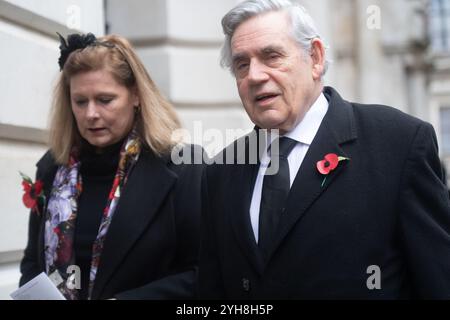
top-left (70, 69), bottom-right (139, 149)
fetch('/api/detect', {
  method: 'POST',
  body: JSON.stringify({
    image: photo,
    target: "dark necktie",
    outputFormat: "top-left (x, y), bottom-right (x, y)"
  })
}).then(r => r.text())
top-left (258, 137), bottom-right (297, 258)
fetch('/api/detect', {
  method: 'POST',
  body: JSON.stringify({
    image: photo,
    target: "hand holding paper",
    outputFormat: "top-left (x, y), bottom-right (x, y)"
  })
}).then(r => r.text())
top-left (10, 272), bottom-right (66, 300)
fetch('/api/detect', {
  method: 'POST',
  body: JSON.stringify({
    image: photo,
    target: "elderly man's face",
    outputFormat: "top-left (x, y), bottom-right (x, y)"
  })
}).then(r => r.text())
top-left (231, 11), bottom-right (323, 133)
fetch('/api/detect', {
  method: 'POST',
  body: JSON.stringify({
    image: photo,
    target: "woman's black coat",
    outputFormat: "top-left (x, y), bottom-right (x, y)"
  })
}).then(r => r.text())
top-left (19, 145), bottom-right (203, 299)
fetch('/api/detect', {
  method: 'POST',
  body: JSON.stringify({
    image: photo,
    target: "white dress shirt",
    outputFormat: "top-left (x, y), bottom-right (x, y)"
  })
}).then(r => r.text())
top-left (250, 93), bottom-right (329, 243)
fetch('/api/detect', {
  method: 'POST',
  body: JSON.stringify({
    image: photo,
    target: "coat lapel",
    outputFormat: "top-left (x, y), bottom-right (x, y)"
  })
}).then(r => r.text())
top-left (229, 133), bottom-right (265, 275)
top-left (36, 151), bottom-right (58, 270)
top-left (266, 87), bottom-right (358, 262)
top-left (91, 150), bottom-right (177, 299)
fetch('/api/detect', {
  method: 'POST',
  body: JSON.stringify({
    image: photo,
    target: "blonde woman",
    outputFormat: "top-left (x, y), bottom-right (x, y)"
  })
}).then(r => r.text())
top-left (19, 33), bottom-right (203, 300)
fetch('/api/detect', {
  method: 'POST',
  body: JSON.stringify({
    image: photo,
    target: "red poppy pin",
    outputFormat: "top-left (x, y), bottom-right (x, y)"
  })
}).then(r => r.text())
top-left (20, 172), bottom-right (45, 214)
top-left (316, 153), bottom-right (350, 187)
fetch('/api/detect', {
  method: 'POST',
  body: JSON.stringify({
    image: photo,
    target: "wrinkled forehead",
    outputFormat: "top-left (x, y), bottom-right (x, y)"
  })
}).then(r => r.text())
top-left (231, 11), bottom-right (292, 48)
top-left (231, 11), bottom-right (295, 56)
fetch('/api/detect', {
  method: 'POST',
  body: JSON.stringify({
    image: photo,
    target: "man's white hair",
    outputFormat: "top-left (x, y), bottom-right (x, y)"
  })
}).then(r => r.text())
top-left (220, 0), bottom-right (330, 76)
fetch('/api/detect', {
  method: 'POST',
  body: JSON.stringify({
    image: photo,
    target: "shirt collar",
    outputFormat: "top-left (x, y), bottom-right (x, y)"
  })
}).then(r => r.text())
top-left (284, 93), bottom-right (329, 146)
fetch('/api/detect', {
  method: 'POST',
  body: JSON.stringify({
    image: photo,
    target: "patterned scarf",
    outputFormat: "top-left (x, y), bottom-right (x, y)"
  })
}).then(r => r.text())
top-left (44, 130), bottom-right (141, 300)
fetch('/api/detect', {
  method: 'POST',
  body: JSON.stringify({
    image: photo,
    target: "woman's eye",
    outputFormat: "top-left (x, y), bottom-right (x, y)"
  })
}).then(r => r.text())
top-left (75, 100), bottom-right (87, 106)
top-left (99, 98), bottom-right (112, 104)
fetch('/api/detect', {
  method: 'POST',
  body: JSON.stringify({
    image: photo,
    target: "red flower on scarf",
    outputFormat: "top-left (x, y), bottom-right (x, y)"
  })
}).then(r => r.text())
top-left (20, 172), bottom-right (45, 214)
top-left (316, 154), bottom-right (350, 187)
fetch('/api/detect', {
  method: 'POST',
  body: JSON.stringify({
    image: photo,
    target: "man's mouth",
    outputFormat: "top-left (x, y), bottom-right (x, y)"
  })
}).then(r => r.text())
top-left (255, 93), bottom-right (279, 103)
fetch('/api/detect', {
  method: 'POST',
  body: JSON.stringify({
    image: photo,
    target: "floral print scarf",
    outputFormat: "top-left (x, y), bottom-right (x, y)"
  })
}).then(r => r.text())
top-left (44, 130), bottom-right (141, 300)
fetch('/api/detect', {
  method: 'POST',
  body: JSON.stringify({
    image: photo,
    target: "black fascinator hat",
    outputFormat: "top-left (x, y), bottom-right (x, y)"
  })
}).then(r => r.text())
top-left (57, 32), bottom-right (98, 71)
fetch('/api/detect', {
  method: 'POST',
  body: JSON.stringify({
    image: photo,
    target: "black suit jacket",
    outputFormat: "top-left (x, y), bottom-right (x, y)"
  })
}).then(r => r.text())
top-left (199, 87), bottom-right (450, 299)
top-left (20, 145), bottom-right (204, 299)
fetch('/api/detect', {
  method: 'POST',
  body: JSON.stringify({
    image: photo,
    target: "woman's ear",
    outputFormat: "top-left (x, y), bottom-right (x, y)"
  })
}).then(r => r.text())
top-left (131, 86), bottom-right (140, 107)
top-left (310, 38), bottom-right (325, 80)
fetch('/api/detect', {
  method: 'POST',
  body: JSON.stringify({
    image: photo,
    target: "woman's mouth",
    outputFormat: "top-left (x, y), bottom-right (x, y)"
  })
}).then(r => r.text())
top-left (88, 128), bottom-right (106, 134)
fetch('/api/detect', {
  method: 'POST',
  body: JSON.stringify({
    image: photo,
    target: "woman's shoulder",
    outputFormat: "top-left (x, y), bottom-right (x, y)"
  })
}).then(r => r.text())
top-left (36, 150), bottom-right (56, 168)
top-left (161, 143), bottom-right (206, 178)
top-left (140, 143), bottom-right (205, 166)
top-left (36, 150), bottom-right (58, 180)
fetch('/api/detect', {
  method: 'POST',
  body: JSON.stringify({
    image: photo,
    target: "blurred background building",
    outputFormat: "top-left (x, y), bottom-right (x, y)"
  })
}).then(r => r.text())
top-left (0, 0), bottom-right (449, 298)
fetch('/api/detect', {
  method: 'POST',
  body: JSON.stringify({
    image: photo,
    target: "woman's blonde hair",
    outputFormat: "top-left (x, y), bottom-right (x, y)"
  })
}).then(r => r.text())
top-left (49, 34), bottom-right (181, 165)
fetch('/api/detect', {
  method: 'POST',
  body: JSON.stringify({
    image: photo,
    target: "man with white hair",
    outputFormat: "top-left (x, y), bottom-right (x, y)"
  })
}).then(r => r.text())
top-left (199, 0), bottom-right (450, 299)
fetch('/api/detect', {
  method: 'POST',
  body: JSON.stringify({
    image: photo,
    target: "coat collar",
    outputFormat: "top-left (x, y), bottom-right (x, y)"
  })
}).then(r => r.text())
top-left (36, 151), bottom-right (58, 200)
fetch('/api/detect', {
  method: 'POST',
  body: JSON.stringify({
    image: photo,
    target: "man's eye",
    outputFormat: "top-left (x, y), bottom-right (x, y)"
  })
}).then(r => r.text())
top-left (266, 53), bottom-right (282, 61)
top-left (235, 61), bottom-right (250, 73)
top-left (238, 63), bottom-right (249, 70)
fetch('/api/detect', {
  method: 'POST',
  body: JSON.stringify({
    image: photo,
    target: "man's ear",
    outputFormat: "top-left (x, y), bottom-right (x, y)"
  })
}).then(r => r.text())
top-left (310, 38), bottom-right (325, 80)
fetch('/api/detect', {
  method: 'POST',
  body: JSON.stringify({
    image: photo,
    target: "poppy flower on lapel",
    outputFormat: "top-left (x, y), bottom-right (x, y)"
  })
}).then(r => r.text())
top-left (316, 154), bottom-right (350, 187)
top-left (20, 172), bottom-right (45, 214)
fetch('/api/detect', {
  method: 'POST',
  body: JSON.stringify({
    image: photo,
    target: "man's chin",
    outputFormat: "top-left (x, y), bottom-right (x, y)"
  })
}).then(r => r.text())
top-left (255, 118), bottom-right (291, 133)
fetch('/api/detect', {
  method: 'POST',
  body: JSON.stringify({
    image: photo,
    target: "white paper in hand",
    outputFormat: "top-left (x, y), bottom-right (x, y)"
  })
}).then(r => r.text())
top-left (10, 272), bottom-right (66, 300)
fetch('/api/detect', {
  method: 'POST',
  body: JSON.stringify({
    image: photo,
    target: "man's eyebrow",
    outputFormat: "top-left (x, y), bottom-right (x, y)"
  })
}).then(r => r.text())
top-left (231, 45), bottom-right (287, 65)
top-left (261, 45), bottom-right (286, 55)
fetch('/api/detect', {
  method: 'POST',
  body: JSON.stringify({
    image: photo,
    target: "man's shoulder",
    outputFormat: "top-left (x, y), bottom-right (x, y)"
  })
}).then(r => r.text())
top-left (326, 86), bottom-right (427, 132)
top-left (204, 131), bottom-right (258, 181)
top-left (325, 86), bottom-right (435, 153)
top-left (352, 102), bottom-right (422, 124)
top-left (350, 101), bottom-right (432, 139)
top-left (166, 143), bottom-right (206, 176)
top-left (211, 130), bottom-right (256, 164)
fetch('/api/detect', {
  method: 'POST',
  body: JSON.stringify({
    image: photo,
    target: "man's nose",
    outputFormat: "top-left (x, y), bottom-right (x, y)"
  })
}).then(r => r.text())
top-left (247, 60), bottom-right (269, 84)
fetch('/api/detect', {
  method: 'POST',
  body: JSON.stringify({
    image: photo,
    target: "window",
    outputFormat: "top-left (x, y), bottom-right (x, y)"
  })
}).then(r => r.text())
top-left (429, 0), bottom-right (450, 52)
